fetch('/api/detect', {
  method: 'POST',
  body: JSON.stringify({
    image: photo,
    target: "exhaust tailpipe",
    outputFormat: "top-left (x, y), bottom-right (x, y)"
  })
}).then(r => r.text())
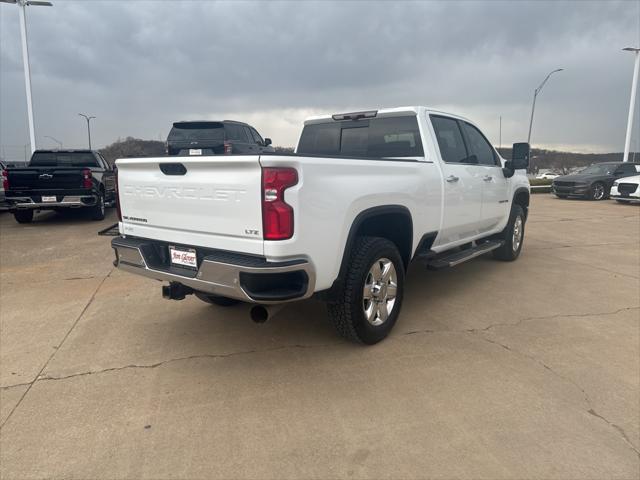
top-left (250, 304), bottom-right (285, 323)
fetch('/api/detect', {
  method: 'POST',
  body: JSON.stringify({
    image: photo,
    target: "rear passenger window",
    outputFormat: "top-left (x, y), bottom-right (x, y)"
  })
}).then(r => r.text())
top-left (461, 122), bottom-right (497, 166)
top-left (225, 124), bottom-right (248, 142)
top-left (430, 116), bottom-right (468, 164)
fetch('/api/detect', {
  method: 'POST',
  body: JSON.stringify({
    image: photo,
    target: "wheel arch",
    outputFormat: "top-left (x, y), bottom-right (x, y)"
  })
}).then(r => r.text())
top-left (334, 205), bottom-right (413, 283)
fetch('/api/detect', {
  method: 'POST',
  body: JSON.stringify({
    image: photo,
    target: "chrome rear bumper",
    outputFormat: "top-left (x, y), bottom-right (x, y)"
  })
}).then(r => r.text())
top-left (9, 195), bottom-right (97, 209)
top-left (112, 236), bottom-right (315, 304)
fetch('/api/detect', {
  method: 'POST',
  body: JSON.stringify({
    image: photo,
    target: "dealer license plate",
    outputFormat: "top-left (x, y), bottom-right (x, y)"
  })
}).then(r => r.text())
top-left (42, 196), bottom-right (56, 203)
top-left (169, 246), bottom-right (197, 269)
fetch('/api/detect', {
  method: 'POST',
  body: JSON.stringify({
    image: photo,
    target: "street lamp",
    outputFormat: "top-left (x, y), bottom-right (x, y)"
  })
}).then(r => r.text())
top-left (622, 47), bottom-right (640, 162)
top-left (527, 68), bottom-right (564, 143)
top-left (78, 113), bottom-right (96, 150)
top-left (0, 0), bottom-right (53, 155)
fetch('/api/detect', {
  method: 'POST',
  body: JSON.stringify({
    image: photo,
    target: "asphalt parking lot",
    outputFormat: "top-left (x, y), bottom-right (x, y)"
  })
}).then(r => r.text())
top-left (0, 195), bottom-right (638, 479)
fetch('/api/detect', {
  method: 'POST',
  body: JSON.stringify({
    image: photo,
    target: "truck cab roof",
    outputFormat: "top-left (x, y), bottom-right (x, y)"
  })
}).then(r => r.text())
top-left (33, 149), bottom-right (98, 154)
top-left (304, 106), bottom-right (473, 125)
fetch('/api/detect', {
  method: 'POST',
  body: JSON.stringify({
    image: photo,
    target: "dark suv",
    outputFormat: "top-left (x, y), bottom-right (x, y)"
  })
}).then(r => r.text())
top-left (552, 162), bottom-right (640, 200)
top-left (166, 121), bottom-right (274, 156)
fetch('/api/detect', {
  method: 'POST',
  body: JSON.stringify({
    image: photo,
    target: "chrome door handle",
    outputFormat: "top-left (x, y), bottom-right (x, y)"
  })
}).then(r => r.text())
top-left (483, 175), bottom-right (493, 181)
top-left (446, 175), bottom-right (459, 183)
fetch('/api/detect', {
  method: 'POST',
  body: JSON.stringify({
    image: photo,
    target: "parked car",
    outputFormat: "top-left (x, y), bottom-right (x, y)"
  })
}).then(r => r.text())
top-left (552, 162), bottom-right (640, 200)
top-left (166, 120), bottom-right (274, 156)
top-left (112, 106), bottom-right (530, 345)
top-left (536, 172), bottom-right (560, 180)
top-left (4, 150), bottom-right (116, 223)
top-left (610, 175), bottom-right (640, 204)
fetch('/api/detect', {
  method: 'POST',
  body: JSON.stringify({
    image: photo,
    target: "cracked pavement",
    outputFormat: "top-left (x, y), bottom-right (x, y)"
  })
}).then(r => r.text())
top-left (0, 195), bottom-right (638, 479)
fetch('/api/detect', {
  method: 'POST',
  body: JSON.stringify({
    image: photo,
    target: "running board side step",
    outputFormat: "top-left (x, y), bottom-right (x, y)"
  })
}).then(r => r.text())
top-left (426, 240), bottom-right (504, 270)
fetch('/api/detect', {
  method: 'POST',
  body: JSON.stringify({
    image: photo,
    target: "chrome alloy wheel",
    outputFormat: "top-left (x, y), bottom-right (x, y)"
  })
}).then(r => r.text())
top-left (593, 183), bottom-right (605, 200)
top-left (512, 215), bottom-right (523, 252)
top-left (362, 258), bottom-right (398, 326)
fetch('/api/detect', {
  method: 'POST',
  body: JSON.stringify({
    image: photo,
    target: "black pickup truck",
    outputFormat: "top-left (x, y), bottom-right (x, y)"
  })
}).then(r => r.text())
top-left (3, 150), bottom-right (116, 223)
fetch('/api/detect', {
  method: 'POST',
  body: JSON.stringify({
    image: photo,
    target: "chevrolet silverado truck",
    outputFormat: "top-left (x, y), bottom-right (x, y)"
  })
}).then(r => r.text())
top-left (112, 107), bottom-right (531, 344)
top-left (4, 150), bottom-right (116, 223)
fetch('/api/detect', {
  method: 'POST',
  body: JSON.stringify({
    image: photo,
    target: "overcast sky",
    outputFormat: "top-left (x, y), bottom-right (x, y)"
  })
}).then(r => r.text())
top-left (1, 0), bottom-right (639, 161)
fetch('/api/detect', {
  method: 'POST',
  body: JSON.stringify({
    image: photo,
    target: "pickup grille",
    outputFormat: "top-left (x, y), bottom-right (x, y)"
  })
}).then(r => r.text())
top-left (618, 183), bottom-right (638, 194)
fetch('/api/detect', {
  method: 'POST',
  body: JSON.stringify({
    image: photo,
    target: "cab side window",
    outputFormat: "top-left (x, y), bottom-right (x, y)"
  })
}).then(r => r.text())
top-left (430, 115), bottom-right (468, 164)
top-left (226, 124), bottom-right (249, 143)
top-left (250, 128), bottom-right (264, 145)
top-left (460, 122), bottom-right (498, 166)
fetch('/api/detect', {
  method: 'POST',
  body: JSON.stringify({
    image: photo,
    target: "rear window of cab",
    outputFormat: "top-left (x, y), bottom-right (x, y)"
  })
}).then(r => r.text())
top-left (297, 116), bottom-right (424, 158)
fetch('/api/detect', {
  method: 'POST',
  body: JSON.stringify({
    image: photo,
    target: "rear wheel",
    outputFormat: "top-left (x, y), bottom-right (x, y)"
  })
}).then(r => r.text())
top-left (493, 204), bottom-right (525, 261)
top-left (589, 182), bottom-right (606, 201)
top-left (194, 292), bottom-right (241, 307)
top-left (14, 210), bottom-right (33, 224)
top-left (90, 192), bottom-right (105, 220)
top-left (328, 236), bottom-right (405, 345)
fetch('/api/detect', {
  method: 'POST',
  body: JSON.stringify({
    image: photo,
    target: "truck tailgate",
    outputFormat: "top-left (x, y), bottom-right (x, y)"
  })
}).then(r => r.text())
top-left (116, 156), bottom-right (264, 255)
top-left (8, 168), bottom-right (84, 190)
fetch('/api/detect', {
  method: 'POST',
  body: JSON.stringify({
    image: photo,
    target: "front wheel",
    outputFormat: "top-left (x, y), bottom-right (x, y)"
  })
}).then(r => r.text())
top-left (14, 210), bottom-right (34, 224)
top-left (328, 236), bottom-right (405, 345)
top-left (589, 182), bottom-right (606, 201)
top-left (493, 204), bottom-right (526, 261)
top-left (194, 292), bottom-right (241, 307)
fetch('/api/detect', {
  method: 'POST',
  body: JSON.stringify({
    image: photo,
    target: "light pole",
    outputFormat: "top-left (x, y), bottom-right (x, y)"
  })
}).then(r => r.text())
top-left (78, 113), bottom-right (96, 150)
top-left (527, 68), bottom-right (564, 143)
top-left (622, 47), bottom-right (640, 162)
top-left (44, 135), bottom-right (62, 148)
top-left (0, 0), bottom-right (53, 155)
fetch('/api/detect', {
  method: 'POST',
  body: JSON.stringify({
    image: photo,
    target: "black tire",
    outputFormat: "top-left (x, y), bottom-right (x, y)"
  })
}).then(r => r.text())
top-left (328, 236), bottom-right (405, 345)
top-left (589, 182), bottom-right (606, 201)
top-left (14, 210), bottom-right (33, 224)
top-left (194, 292), bottom-right (241, 307)
top-left (493, 204), bottom-right (526, 262)
top-left (555, 194), bottom-right (568, 199)
top-left (90, 192), bottom-right (105, 221)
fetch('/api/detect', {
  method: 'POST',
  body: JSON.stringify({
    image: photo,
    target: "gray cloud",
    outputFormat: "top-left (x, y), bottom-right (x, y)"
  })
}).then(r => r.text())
top-left (1, 0), bottom-right (639, 160)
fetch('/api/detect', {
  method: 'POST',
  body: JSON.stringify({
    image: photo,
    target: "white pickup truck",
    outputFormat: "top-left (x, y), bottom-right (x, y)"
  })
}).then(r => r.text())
top-left (112, 106), bottom-right (530, 344)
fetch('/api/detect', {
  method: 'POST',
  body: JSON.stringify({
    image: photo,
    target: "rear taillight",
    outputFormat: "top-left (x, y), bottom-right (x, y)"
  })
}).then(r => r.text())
top-left (224, 141), bottom-right (233, 154)
top-left (82, 168), bottom-right (92, 189)
top-left (1, 170), bottom-right (8, 191)
top-left (115, 167), bottom-right (122, 221)
top-left (262, 167), bottom-right (298, 240)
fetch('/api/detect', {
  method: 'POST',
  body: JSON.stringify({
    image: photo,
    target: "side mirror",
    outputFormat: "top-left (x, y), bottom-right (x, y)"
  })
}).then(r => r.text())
top-left (502, 142), bottom-right (530, 178)
top-left (510, 142), bottom-right (530, 170)
top-left (264, 138), bottom-right (272, 146)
